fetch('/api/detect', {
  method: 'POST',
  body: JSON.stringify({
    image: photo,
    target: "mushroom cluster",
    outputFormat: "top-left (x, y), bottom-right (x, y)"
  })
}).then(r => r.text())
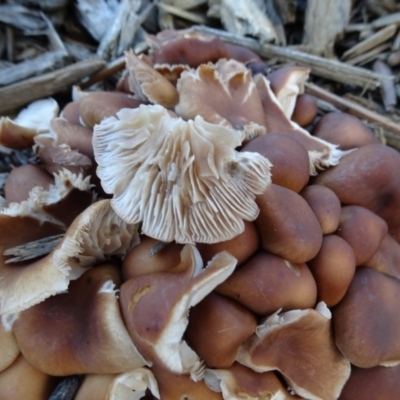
top-left (1, 28), bottom-right (400, 400)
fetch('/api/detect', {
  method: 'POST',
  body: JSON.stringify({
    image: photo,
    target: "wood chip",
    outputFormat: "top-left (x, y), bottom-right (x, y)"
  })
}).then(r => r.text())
top-left (372, 12), bottom-right (400, 29)
top-left (3, 234), bottom-right (64, 263)
top-left (345, 43), bottom-right (391, 66)
top-left (342, 24), bottom-right (398, 61)
top-left (0, 58), bottom-right (106, 114)
top-left (157, 2), bottom-right (210, 25)
top-left (0, 4), bottom-right (46, 32)
top-left (48, 376), bottom-right (81, 400)
top-left (302, 0), bottom-right (352, 57)
top-left (373, 59), bottom-right (397, 112)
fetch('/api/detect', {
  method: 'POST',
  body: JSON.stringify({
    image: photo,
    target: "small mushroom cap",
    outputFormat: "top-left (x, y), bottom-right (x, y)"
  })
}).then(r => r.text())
top-left (74, 374), bottom-right (117, 400)
top-left (291, 93), bottom-right (318, 127)
top-left (339, 364), bottom-right (400, 400)
top-left (365, 233), bottom-right (400, 279)
top-left (175, 59), bottom-right (267, 139)
top-left (106, 368), bottom-right (160, 400)
top-left (152, 364), bottom-right (222, 400)
top-left (224, 43), bottom-right (261, 64)
top-left (0, 354), bottom-right (58, 400)
top-left (237, 303), bottom-right (351, 400)
top-left (336, 205), bottom-right (388, 266)
top-left (4, 164), bottom-right (53, 204)
top-left (216, 250), bottom-right (317, 315)
top-left (307, 234), bottom-right (356, 307)
top-left (125, 50), bottom-right (179, 108)
top-left (122, 235), bottom-right (184, 280)
top-left (300, 185), bottom-right (341, 234)
top-left (333, 267), bottom-right (400, 368)
top-left (256, 183), bottom-right (323, 263)
top-left (149, 30), bottom-right (228, 67)
top-left (93, 104), bottom-right (271, 244)
top-left (0, 320), bottom-right (19, 372)
top-left (186, 292), bottom-right (257, 368)
top-left (268, 66), bottom-right (311, 119)
top-left (241, 133), bottom-right (310, 192)
top-left (13, 263), bottom-right (147, 375)
top-left (314, 143), bottom-right (400, 228)
top-left (312, 112), bottom-right (379, 150)
top-left (120, 245), bottom-right (237, 379)
top-left (204, 362), bottom-right (298, 400)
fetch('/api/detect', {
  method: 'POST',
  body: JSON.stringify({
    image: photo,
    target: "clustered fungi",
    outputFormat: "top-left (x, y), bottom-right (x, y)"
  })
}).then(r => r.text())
top-left (0, 28), bottom-right (400, 400)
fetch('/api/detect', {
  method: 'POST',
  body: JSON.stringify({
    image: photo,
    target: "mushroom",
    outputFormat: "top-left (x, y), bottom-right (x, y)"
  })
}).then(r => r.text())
top-left (12, 262), bottom-right (147, 375)
top-left (4, 164), bottom-right (53, 204)
top-left (185, 292), bottom-right (257, 368)
top-left (241, 133), bottom-right (310, 193)
top-left (148, 29), bottom-right (228, 68)
top-left (236, 302), bottom-right (351, 400)
top-left (333, 267), bottom-right (400, 368)
top-left (339, 364), bottom-right (400, 400)
top-left (255, 183), bottom-right (323, 263)
top-left (313, 143), bottom-right (400, 228)
top-left (267, 66), bottom-right (311, 119)
top-left (0, 98), bottom-right (59, 150)
top-left (152, 364), bottom-right (222, 400)
top-left (119, 245), bottom-right (237, 379)
top-left (291, 93), bottom-right (318, 127)
top-left (300, 185), bottom-right (342, 235)
top-left (124, 50), bottom-right (179, 109)
top-left (335, 205), bottom-right (388, 266)
top-left (307, 234), bottom-right (356, 307)
top-left (0, 319), bottom-right (19, 372)
top-left (0, 354), bottom-right (58, 400)
top-left (0, 199), bottom-right (139, 318)
top-left (204, 362), bottom-right (299, 400)
top-left (312, 112), bottom-right (379, 150)
top-left (215, 250), bottom-right (317, 315)
top-left (254, 73), bottom-right (344, 174)
top-left (93, 104), bottom-right (271, 244)
top-left (74, 374), bottom-right (117, 400)
top-left (175, 58), bottom-right (267, 140)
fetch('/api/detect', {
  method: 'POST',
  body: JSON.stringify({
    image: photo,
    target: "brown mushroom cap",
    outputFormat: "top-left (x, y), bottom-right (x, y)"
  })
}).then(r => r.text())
top-left (237, 303), bottom-right (351, 400)
top-left (0, 354), bottom-right (58, 400)
top-left (307, 234), bottom-right (356, 307)
top-left (93, 104), bottom-right (271, 244)
top-left (314, 143), bottom-right (400, 228)
top-left (312, 112), bottom-right (379, 150)
top-left (291, 93), bottom-right (318, 127)
top-left (339, 364), bottom-right (400, 400)
top-left (204, 362), bottom-right (299, 400)
top-left (13, 263), bottom-right (147, 375)
top-left (300, 185), bottom-right (342, 234)
top-left (120, 245), bottom-right (237, 379)
top-left (364, 233), bottom-right (400, 279)
top-left (216, 250), bottom-right (317, 315)
top-left (175, 59), bottom-right (267, 139)
top-left (125, 50), bottom-right (179, 108)
top-left (0, 320), bottom-right (19, 372)
top-left (186, 292), bottom-right (257, 368)
top-left (256, 183), bottom-right (323, 263)
top-left (241, 133), bottom-right (310, 193)
top-left (333, 267), bottom-right (400, 368)
top-left (335, 205), bottom-right (388, 266)
top-left (152, 364), bottom-right (222, 400)
top-left (74, 374), bottom-right (117, 400)
top-left (4, 164), bottom-right (53, 204)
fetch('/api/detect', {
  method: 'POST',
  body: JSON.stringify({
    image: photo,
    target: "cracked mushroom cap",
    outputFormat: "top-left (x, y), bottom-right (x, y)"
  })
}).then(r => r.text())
top-left (268, 66), bottom-right (311, 119)
top-left (204, 362), bottom-right (299, 400)
top-left (12, 263), bottom-right (147, 376)
top-left (0, 199), bottom-right (139, 317)
top-left (125, 50), bottom-right (179, 108)
top-left (93, 104), bottom-right (271, 244)
top-left (236, 303), bottom-right (351, 400)
top-left (120, 244), bottom-right (237, 379)
top-left (175, 59), bottom-right (267, 140)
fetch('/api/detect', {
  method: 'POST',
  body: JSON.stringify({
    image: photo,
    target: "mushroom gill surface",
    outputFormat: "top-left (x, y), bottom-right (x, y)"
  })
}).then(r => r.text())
top-left (93, 104), bottom-right (271, 244)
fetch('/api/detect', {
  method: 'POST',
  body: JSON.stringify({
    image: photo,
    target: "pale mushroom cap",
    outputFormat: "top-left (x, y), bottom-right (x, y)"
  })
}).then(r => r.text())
top-left (93, 104), bottom-right (271, 244)
top-left (0, 320), bottom-right (19, 372)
